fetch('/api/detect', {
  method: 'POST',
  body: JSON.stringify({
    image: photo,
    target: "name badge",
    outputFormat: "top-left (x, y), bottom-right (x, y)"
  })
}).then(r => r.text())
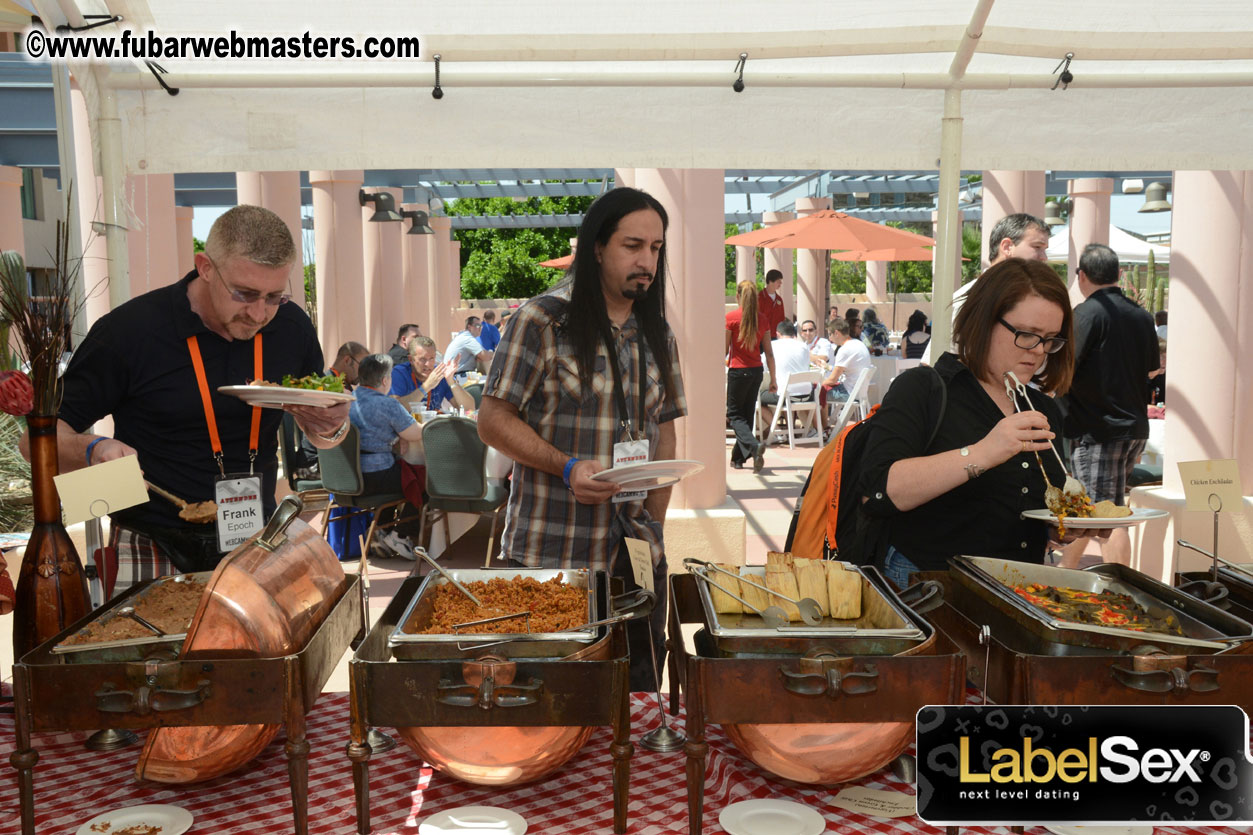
top-left (612, 438), bottom-right (649, 503)
top-left (214, 473), bottom-right (265, 552)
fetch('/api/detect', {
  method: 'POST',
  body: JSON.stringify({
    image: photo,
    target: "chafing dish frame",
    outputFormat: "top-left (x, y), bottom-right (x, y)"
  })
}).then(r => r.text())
top-left (10, 572), bottom-right (363, 835)
top-left (927, 571), bottom-right (1253, 711)
top-left (1179, 566), bottom-right (1253, 625)
top-left (951, 555), bottom-right (1253, 654)
top-left (694, 562), bottom-right (929, 657)
top-left (349, 572), bottom-right (633, 835)
top-left (667, 572), bottom-right (967, 835)
top-left (388, 567), bottom-right (601, 658)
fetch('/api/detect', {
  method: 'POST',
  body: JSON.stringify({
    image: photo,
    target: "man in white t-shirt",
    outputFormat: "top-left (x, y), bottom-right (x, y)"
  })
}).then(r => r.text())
top-left (799, 319), bottom-right (833, 367)
top-left (757, 320), bottom-right (815, 435)
top-left (820, 317), bottom-right (871, 432)
top-left (443, 316), bottom-right (494, 379)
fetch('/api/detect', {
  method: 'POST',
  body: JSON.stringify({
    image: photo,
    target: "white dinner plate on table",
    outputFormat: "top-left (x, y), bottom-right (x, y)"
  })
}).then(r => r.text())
top-left (589, 459), bottom-right (705, 491)
top-left (1044, 826), bottom-right (1153, 835)
top-left (1021, 507), bottom-right (1169, 529)
top-left (419, 806), bottom-right (527, 835)
top-left (718, 798), bottom-right (825, 835)
top-left (218, 384), bottom-right (355, 409)
top-left (77, 804), bottom-right (193, 835)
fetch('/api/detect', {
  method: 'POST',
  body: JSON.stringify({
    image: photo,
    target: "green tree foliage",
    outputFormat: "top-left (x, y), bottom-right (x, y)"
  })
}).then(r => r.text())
top-left (193, 237), bottom-right (205, 253)
top-left (448, 195), bottom-right (595, 299)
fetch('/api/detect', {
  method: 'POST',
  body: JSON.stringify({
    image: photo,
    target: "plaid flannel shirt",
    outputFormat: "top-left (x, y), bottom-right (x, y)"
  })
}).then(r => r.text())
top-left (484, 284), bottom-right (687, 573)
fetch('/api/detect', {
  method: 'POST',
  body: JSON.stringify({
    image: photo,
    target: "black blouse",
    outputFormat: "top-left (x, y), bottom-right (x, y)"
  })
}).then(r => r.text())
top-left (859, 353), bottom-right (1068, 571)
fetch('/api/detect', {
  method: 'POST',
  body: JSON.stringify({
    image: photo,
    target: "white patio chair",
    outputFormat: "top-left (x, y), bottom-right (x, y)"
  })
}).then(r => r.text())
top-left (755, 370), bottom-right (823, 449)
top-left (827, 366), bottom-right (876, 440)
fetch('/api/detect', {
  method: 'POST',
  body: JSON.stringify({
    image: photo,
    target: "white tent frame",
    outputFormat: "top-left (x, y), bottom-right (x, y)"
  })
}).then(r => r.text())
top-left (23, 0), bottom-right (1253, 344)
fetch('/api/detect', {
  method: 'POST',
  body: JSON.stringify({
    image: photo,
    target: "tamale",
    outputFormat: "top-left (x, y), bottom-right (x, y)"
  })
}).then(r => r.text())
top-left (764, 568), bottom-right (803, 621)
top-left (765, 550), bottom-right (794, 572)
top-left (792, 557), bottom-right (829, 616)
top-left (737, 568), bottom-right (772, 612)
top-left (707, 563), bottom-right (743, 614)
top-left (825, 561), bottom-right (863, 619)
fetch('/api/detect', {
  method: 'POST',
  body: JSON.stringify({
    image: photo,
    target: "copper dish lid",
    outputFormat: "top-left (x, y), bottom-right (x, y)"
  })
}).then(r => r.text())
top-left (137, 497), bottom-right (348, 784)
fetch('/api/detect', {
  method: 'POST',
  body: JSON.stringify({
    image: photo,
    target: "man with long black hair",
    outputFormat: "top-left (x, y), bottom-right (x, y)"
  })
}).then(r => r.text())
top-left (479, 187), bottom-right (687, 690)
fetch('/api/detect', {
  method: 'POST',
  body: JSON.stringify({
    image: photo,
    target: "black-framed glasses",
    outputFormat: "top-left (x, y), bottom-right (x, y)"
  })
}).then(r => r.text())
top-left (207, 256), bottom-right (291, 307)
top-left (997, 317), bottom-right (1067, 353)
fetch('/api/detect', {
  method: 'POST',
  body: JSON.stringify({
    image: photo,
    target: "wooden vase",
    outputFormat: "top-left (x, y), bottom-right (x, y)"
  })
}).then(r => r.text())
top-left (12, 414), bottom-right (90, 659)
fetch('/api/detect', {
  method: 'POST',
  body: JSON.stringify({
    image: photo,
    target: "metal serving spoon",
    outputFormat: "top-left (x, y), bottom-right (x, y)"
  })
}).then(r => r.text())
top-left (1003, 372), bottom-right (1085, 500)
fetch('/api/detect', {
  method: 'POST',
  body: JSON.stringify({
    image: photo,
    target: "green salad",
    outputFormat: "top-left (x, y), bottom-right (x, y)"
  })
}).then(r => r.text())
top-left (279, 373), bottom-right (345, 393)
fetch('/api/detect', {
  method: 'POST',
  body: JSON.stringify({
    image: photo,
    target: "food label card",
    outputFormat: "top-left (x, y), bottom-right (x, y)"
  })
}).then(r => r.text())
top-left (624, 537), bottom-right (654, 592)
top-left (53, 455), bottom-right (148, 525)
top-left (1178, 459), bottom-right (1243, 512)
top-left (832, 786), bottom-right (916, 818)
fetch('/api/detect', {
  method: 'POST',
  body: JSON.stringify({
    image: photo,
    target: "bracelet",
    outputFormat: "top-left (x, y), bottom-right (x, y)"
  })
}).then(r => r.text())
top-left (312, 418), bottom-right (351, 445)
top-left (964, 463), bottom-right (986, 481)
top-left (85, 437), bottom-right (106, 466)
top-left (562, 457), bottom-right (579, 488)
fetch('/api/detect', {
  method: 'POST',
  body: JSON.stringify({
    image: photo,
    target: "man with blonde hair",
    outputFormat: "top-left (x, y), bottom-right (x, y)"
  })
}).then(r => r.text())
top-left (34, 204), bottom-right (348, 594)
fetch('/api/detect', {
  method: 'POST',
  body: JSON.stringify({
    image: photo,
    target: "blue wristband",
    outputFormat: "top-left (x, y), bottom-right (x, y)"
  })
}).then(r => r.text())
top-left (85, 437), bottom-right (106, 466)
top-left (562, 457), bottom-right (579, 488)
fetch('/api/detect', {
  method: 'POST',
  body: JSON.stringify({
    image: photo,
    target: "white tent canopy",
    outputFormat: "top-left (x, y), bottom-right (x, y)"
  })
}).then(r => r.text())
top-left (1047, 226), bottom-right (1171, 265)
top-left (23, 0), bottom-right (1253, 176)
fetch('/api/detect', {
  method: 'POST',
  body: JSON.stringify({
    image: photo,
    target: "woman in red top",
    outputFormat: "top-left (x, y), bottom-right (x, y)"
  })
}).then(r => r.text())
top-left (726, 280), bottom-right (777, 472)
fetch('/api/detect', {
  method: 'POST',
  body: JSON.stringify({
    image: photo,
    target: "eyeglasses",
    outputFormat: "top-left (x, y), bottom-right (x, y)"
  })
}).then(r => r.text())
top-left (207, 256), bottom-right (291, 306)
top-left (997, 317), bottom-right (1067, 354)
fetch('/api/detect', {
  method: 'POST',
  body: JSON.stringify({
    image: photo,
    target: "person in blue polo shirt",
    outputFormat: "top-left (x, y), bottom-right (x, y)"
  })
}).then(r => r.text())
top-left (390, 336), bottom-right (476, 412)
top-left (478, 309), bottom-right (502, 352)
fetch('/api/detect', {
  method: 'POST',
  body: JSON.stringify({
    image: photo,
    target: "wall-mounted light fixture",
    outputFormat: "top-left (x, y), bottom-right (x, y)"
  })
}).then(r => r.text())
top-left (359, 189), bottom-right (403, 222)
top-left (1138, 182), bottom-right (1172, 213)
top-left (401, 209), bottom-right (434, 235)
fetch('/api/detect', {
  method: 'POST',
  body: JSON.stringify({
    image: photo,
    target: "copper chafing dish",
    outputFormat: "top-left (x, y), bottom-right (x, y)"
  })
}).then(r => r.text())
top-left (668, 568), bottom-right (965, 835)
top-left (10, 496), bottom-right (363, 835)
top-left (349, 569), bottom-right (641, 835)
top-left (949, 555), bottom-right (1253, 656)
top-left (1179, 564), bottom-right (1253, 624)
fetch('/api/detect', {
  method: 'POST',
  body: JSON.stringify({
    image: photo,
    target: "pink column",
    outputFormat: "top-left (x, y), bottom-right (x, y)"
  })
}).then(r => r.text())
top-left (1132, 171), bottom-right (1253, 579)
top-left (400, 202), bottom-right (431, 339)
top-left (126, 173), bottom-right (178, 297)
top-left (735, 246), bottom-right (756, 285)
top-left (614, 168), bottom-right (636, 189)
top-left (866, 260), bottom-right (888, 303)
top-left (1066, 178), bottom-right (1114, 303)
top-left (360, 186), bottom-right (404, 353)
top-left (236, 171), bottom-right (306, 311)
top-left (70, 80), bottom-right (112, 323)
top-left (632, 168), bottom-right (726, 510)
top-left (174, 206), bottom-right (195, 276)
top-left (794, 198), bottom-right (831, 328)
top-left (426, 215), bottom-right (453, 346)
top-left (310, 170), bottom-right (365, 359)
top-left (980, 170), bottom-right (1047, 269)
top-left (449, 239), bottom-right (463, 311)
top-left (762, 211), bottom-right (795, 318)
top-left (0, 166), bottom-right (24, 257)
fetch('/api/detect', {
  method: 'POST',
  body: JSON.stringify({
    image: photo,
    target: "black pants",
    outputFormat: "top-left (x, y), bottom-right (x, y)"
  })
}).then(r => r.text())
top-left (726, 366), bottom-right (763, 465)
top-left (610, 541), bottom-right (669, 693)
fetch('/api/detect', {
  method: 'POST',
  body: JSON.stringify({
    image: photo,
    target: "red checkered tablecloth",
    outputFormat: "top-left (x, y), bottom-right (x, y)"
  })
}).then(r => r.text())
top-left (1, 691), bottom-right (1248, 835)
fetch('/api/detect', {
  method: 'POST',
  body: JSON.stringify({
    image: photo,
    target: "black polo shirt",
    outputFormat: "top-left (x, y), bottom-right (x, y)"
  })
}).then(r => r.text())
top-left (1059, 286), bottom-right (1159, 443)
top-left (859, 353), bottom-right (1068, 571)
top-left (59, 271), bottom-right (323, 531)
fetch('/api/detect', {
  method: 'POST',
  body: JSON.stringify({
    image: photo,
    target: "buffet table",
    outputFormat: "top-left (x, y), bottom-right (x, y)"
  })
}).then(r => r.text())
top-left (2, 688), bottom-right (1246, 835)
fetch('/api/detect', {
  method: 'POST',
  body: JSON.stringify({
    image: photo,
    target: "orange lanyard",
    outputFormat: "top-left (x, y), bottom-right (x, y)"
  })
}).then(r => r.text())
top-left (187, 334), bottom-right (263, 475)
top-left (410, 366), bottom-right (435, 409)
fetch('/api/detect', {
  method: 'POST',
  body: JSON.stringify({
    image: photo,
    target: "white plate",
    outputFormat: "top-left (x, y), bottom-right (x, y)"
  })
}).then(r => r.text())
top-left (1021, 507), bottom-right (1170, 529)
top-left (1045, 826), bottom-right (1154, 835)
top-left (218, 384), bottom-right (355, 409)
top-left (718, 799), bottom-right (825, 835)
top-left (77, 804), bottom-right (193, 835)
top-left (589, 459), bottom-right (705, 491)
top-left (419, 806), bottom-right (527, 835)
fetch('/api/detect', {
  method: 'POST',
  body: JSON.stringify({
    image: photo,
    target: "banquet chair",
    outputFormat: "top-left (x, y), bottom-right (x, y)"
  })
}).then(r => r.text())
top-left (278, 414), bottom-right (329, 512)
top-left (462, 383), bottom-right (485, 408)
top-left (827, 367), bottom-right (876, 440)
top-left (419, 416), bottom-right (509, 567)
top-left (316, 425), bottom-right (409, 560)
top-left (755, 370), bottom-right (823, 449)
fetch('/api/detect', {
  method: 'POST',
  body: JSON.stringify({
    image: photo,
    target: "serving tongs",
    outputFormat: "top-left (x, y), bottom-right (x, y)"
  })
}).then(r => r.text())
top-left (684, 558), bottom-right (823, 627)
top-left (1003, 371), bottom-right (1084, 505)
top-left (455, 588), bottom-right (656, 651)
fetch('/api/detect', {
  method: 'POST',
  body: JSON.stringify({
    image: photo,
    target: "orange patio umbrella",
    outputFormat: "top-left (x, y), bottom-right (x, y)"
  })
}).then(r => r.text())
top-left (724, 210), bottom-right (935, 251)
top-left (829, 245), bottom-right (967, 331)
top-left (539, 253), bottom-right (573, 269)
